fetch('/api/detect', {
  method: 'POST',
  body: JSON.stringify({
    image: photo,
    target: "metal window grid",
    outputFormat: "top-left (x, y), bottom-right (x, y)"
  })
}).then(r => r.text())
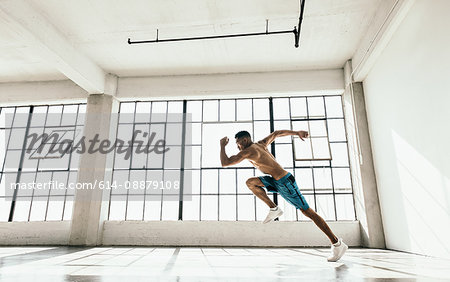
top-left (0, 103), bottom-right (86, 222)
top-left (108, 96), bottom-right (356, 222)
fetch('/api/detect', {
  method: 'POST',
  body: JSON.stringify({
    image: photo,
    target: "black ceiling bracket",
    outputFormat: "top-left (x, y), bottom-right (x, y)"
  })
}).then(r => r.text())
top-left (293, 26), bottom-right (299, 48)
top-left (128, 0), bottom-right (305, 48)
top-left (295, 0), bottom-right (306, 48)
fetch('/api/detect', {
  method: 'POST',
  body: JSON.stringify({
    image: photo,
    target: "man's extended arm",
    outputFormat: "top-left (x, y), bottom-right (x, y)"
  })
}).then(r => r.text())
top-left (258, 130), bottom-right (309, 147)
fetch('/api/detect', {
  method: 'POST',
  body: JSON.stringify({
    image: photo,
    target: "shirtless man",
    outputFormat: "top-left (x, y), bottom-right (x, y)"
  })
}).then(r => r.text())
top-left (220, 130), bottom-right (347, 262)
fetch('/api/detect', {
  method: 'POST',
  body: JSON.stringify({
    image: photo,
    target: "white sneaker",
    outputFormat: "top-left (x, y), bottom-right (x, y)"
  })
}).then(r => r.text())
top-left (327, 238), bottom-right (348, 262)
top-left (263, 207), bottom-right (283, 224)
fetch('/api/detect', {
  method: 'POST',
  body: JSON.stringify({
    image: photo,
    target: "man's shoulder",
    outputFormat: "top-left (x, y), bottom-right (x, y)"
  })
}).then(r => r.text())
top-left (241, 144), bottom-right (259, 155)
top-left (256, 139), bottom-right (268, 146)
top-left (245, 143), bottom-right (267, 158)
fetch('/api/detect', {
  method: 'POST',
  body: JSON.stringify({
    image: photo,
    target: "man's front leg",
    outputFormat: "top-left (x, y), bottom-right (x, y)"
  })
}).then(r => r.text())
top-left (246, 177), bottom-right (283, 224)
top-left (245, 177), bottom-right (277, 208)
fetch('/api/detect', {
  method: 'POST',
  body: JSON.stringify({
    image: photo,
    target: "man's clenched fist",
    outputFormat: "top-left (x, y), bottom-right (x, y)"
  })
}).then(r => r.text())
top-left (220, 137), bottom-right (229, 146)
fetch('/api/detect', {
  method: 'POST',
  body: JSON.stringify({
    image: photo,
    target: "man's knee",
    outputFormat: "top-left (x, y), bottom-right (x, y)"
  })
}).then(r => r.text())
top-left (246, 177), bottom-right (261, 189)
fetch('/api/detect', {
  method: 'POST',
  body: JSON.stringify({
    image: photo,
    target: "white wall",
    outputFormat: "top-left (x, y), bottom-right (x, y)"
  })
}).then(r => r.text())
top-left (0, 69), bottom-right (343, 104)
top-left (0, 221), bottom-right (70, 245)
top-left (0, 220), bottom-right (360, 247)
top-left (363, 0), bottom-right (450, 259)
top-left (0, 80), bottom-right (87, 106)
top-left (117, 69), bottom-right (344, 100)
top-left (102, 221), bottom-right (360, 247)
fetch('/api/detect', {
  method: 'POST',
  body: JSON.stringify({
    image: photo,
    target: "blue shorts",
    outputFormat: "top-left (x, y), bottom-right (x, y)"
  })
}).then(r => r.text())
top-left (258, 172), bottom-right (310, 211)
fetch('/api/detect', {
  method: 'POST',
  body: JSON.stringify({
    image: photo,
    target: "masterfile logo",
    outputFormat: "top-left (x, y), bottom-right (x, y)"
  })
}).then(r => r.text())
top-left (2, 113), bottom-right (192, 201)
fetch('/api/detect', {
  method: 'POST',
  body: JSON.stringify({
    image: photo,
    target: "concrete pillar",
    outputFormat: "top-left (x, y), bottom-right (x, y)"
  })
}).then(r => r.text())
top-left (69, 94), bottom-right (118, 246)
top-left (343, 61), bottom-right (385, 248)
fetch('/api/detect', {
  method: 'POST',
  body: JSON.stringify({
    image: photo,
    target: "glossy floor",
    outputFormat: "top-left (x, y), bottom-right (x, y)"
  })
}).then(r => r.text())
top-left (0, 247), bottom-right (449, 281)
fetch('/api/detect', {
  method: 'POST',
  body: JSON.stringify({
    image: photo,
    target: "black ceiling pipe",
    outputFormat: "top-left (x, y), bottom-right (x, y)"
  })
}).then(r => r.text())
top-left (128, 0), bottom-right (306, 48)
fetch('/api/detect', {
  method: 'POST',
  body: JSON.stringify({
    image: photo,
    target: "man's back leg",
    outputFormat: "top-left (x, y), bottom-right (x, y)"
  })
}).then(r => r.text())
top-left (301, 208), bottom-right (338, 244)
top-left (301, 208), bottom-right (348, 262)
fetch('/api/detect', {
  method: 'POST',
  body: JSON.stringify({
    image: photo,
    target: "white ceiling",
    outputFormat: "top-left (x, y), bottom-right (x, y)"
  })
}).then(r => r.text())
top-left (0, 0), bottom-right (383, 83)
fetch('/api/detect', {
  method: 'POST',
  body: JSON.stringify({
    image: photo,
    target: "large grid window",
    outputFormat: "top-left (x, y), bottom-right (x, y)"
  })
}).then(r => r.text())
top-left (272, 96), bottom-right (355, 221)
top-left (108, 96), bottom-right (355, 221)
top-left (0, 104), bottom-right (86, 222)
top-left (108, 101), bottom-right (185, 221)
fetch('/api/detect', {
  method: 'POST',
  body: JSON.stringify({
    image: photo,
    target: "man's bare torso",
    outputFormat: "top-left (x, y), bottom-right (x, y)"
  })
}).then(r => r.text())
top-left (245, 143), bottom-right (288, 180)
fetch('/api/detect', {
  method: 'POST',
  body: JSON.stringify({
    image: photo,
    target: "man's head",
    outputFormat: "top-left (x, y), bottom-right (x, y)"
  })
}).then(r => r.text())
top-left (235, 130), bottom-right (252, 150)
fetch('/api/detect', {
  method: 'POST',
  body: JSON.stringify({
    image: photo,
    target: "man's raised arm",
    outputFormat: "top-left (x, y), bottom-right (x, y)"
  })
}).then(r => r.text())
top-left (257, 130), bottom-right (309, 147)
top-left (220, 137), bottom-right (252, 167)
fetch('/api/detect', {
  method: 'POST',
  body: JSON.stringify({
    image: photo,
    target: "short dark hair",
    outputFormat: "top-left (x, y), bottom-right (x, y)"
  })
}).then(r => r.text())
top-left (235, 131), bottom-right (251, 139)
